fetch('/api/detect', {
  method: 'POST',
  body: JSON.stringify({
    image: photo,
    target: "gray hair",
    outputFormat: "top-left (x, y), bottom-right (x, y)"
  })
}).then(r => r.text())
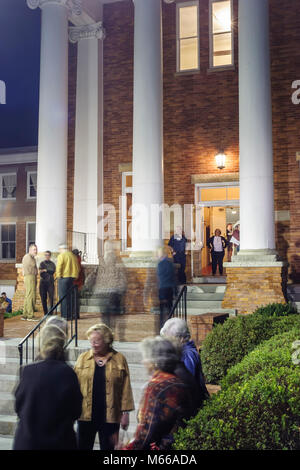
top-left (139, 336), bottom-right (182, 373)
top-left (160, 318), bottom-right (191, 342)
top-left (38, 317), bottom-right (68, 361)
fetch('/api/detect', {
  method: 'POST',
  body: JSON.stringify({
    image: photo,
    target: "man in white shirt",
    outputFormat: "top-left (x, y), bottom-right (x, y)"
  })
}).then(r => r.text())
top-left (207, 229), bottom-right (229, 276)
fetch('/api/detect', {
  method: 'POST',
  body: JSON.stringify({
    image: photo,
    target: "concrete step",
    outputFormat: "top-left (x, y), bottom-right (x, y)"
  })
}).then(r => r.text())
top-left (0, 415), bottom-right (17, 435)
top-left (187, 308), bottom-right (236, 316)
top-left (0, 434), bottom-right (13, 450)
top-left (186, 293), bottom-right (224, 301)
top-left (187, 284), bottom-right (226, 293)
top-left (0, 393), bottom-right (15, 415)
top-left (0, 375), bottom-right (18, 393)
top-left (186, 300), bottom-right (223, 309)
top-left (192, 276), bottom-right (227, 284)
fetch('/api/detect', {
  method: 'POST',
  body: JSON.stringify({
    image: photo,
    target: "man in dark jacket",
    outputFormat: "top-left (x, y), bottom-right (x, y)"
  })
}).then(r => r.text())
top-left (39, 250), bottom-right (56, 315)
top-left (157, 246), bottom-right (176, 329)
top-left (168, 226), bottom-right (188, 285)
top-left (207, 229), bottom-right (229, 276)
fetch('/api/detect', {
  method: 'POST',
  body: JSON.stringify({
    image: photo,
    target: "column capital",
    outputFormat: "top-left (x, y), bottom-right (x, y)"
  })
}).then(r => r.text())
top-left (69, 22), bottom-right (106, 43)
top-left (27, 0), bottom-right (82, 16)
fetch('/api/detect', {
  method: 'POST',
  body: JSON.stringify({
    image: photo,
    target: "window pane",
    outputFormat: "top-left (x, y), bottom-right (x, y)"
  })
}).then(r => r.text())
top-left (180, 38), bottom-right (198, 71)
top-left (227, 187), bottom-right (240, 200)
top-left (212, 1), bottom-right (231, 34)
top-left (1, 225), bottom-right (9, 241)
top-left (213, 32), bottom-right (232, 66)
top-left (179, 5), bottom-right (198, 39)
top-left (8, 225), bottom-right (16, 240)
top-left (2, 242), bottom-right (15, 259)
top-left (201, 188), bottom-right (227, 201)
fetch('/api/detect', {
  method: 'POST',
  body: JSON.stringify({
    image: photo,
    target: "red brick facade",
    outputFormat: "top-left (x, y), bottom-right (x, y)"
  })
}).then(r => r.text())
top-left (98, 0), bottom-right (300, 280)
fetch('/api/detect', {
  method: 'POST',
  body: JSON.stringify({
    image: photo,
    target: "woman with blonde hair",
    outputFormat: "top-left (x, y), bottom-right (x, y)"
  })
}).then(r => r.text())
top-left (74, 323), bottom-right (134, 450)
top-left (13, 318), bottom-right (82, 450)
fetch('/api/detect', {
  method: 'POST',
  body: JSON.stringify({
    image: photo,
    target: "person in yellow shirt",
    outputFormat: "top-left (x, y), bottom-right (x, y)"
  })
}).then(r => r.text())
top-left (56, 244), bottom-right (79, 320)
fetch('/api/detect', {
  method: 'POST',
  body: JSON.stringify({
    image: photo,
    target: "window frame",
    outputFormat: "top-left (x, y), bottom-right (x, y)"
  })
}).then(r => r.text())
top-left (0, 222), bottom-right (16, 261)
top-left (26, 221), bottom-right (36, 253)
top-left (0, 173), bottom-right (17, 201)
top-left (176, 0), bottom-right (200, 74)
top-left (26, 170), bottom-right (37, 200)
top-left (209, 0), bottom-right (234, 70)
top-left (195, 181), bottom-right (239, 207)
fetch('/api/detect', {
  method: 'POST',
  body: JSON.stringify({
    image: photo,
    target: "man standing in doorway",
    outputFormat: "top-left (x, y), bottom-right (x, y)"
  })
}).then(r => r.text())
top-left (56, 244), bottom-right (79, 320)
top-left (207, 229), bottom-right (228, 276)
top-left (39, 251), bottom-right (56, 316)
top-left (21, 244), bottom-right (38, 321)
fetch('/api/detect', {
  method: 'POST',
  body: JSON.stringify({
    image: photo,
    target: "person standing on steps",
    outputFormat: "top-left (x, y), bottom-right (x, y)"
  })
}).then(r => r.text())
top-left (39, 250), bottom-right (56, 316)
top-left (207, 229), bottom-right (228, 276)
top-left (56, 244), bottom-right (79, 320)
top-left (168, 226), bottom-right (188, 285)
top-left (21, 244), bottom-right (39, 321)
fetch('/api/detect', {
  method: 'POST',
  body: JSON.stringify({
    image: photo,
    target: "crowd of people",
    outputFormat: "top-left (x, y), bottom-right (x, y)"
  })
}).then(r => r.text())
top-left (12, 317), bottom-right (208, 451)
top-left (20, 243), bottom-right (84, 321)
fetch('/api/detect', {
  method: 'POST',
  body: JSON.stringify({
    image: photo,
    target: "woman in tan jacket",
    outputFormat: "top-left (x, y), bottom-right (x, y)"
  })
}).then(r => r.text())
top-left (74, 324), bottom-right (134, 450)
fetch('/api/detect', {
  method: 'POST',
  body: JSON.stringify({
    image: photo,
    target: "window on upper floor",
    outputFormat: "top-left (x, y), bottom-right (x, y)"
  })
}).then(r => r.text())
top-left (209, 0), bottom-right (233, 68)
top-left (0, 173), bottom-right (16, 200)
top-left (27, 171), bottom-right (37, 199)
top-left (0, 224), bottom-right (16, 260)
top-left (26, 222), bottom-right (36, 252)
top-left (177, 1), bottom-right (200, 73)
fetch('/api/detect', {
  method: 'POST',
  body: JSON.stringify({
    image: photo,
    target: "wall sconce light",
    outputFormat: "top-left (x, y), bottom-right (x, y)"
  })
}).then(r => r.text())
top-left (215, 152), bottom-right (226, 170)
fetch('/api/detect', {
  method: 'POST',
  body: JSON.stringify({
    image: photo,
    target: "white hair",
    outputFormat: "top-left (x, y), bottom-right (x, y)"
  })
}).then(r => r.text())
top-left (160, 318), bottom-right (191, 342)
top-left (139, 336), bottom-right (182, 373)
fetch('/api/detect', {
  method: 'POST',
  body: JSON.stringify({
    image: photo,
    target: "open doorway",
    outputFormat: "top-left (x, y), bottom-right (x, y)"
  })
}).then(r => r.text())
top-left (192, 183), bottom-right (240, 278)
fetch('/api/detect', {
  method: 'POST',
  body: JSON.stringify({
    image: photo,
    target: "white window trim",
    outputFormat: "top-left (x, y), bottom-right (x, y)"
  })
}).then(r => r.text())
top-left (0, 222), bottom-right (16, 261)
top-left (176, 0), bottom-right (200, 73)
top-left (209, 0), bottom-right (234, 70)
top-left (0, 173), bottom-right (17, 201)
top-left (121, 172), bottom-right (133, 252)
top-left (26, 170), bottom-right (37, 200)
top-left (26, 221), bottom-right (36, 253)
top-left (195, 181), bottom-right (239, 207)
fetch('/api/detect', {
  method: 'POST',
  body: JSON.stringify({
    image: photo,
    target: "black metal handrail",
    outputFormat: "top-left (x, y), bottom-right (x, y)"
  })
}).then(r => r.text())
top-left (18, 284), bottom-right (78, 367)
top-left (168, 285), bottom-right (187, 322)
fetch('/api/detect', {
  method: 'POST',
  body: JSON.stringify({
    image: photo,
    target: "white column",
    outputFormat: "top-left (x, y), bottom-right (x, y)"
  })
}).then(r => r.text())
top-left (239, 0), bottom-right (275, 252)
top-left (131, 0), bottom-right (164, 253)
top-left (27, 0), bottom-right (81, 252)
top-left (69, 22), bottom-right (105, 264)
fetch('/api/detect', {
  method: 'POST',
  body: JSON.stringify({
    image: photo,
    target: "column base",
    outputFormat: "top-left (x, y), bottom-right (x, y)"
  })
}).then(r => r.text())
top-left (122, 256), bottom-right (160, 316)
top-left (222, 252), bottom-right (288, 314)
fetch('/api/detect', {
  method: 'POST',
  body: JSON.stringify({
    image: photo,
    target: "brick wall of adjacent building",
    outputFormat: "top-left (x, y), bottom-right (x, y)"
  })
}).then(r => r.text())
top-left (99, 0), bottom-right (300, 279)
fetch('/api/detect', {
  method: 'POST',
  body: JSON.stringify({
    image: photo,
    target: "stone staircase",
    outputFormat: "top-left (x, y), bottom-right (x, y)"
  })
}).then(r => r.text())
top-left (186, 282), bottom-right (236, 317)
top-left (0, 339), bottom-right (147, 450)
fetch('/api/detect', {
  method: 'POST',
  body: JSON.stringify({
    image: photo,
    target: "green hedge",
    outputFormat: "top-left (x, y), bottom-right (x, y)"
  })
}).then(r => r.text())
top-left (201, 312), bottom-right (300, 384)
top-left (4, 310), bottom-right (23, 319)
top-left (174, 328), bottom-right (300, 450)
top-left (252, 302), bottom-right (297, 318)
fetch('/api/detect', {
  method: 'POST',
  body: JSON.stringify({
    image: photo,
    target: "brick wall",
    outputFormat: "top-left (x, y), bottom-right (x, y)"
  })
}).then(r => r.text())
top-left (65, 0), bottom-right (300, 279)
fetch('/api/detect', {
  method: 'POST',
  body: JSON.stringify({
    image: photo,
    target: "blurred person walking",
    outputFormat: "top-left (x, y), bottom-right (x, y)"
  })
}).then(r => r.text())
top-left (13, 318), bottom-right (82, 450)
top-left (74, 324), bottom-right (134, 450)
top-left (157, 246), bottom-right (176, 329)
top-left (122, 336), bottom-right (192, 450)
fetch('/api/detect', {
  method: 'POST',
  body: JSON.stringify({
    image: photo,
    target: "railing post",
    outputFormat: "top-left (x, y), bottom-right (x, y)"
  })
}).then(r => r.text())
top-left (18, 344), bottom-right (23, 369)
top-left (75, 286), bottom-right (78, 347)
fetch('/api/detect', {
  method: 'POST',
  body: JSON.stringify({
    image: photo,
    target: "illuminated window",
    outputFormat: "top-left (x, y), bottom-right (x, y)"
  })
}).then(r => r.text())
top-left (177, 1), bottom-right (199, 72)
top-left (27, 171), bottom-right (37, 199)
top-left (210, 0), bottom-right (233, 68)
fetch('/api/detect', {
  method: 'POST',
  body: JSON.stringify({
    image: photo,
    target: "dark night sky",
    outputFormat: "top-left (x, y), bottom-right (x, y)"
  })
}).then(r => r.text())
top-left (0, 0), bottom-right (41, 149)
